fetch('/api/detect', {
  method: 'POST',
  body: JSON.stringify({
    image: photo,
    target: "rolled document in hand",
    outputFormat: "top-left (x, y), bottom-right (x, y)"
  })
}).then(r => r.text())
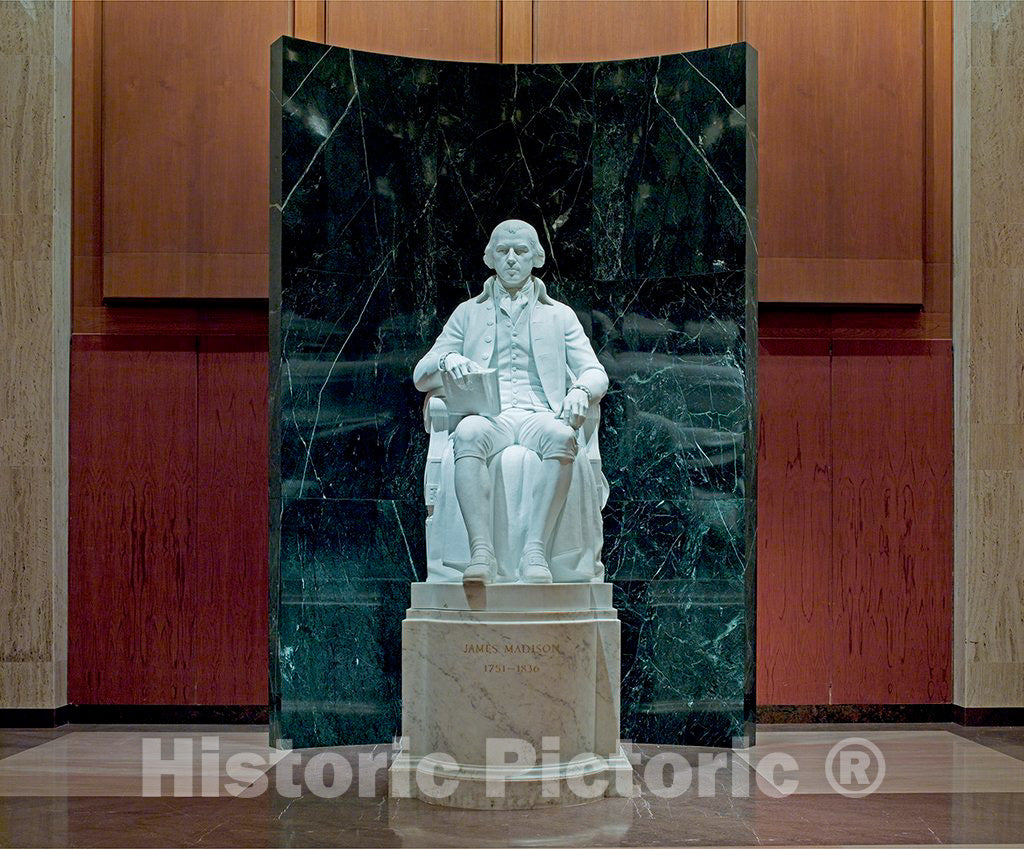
top-left (442, 367), bottom-right (502, 417)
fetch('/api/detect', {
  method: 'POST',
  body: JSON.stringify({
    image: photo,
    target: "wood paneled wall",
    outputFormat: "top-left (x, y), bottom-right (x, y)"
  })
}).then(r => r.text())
top-left (68, 0), bottom-right (954, 710)
top-left (532, 1), bottom-right (706, 61)
top-left (75, 0), bottom-right (290, 300)
top-left (69, 337), bottom-right (268, 705)
top-left (69, 1), bottom-right (278, 706)
top-left (70, 339), bottom-right (198, 703)
top-left (195, 340), bottom-right (269, 705)
top-left (830, 341), bottom-right (952, 704)
top-left (750, 1), bottom-right (953, 705)
top-left (323, 0), bottom-right (950, 309)
top-left (757, 337), bottom-right (953, 706)
top-left (78, 0), bottom-right (952, 310)
top-left (747, 2), bottom-right (926, 305)
top-left (756, 340), bottom-right (832, 704)
top-left (325, 0), bottom-right (500, 60)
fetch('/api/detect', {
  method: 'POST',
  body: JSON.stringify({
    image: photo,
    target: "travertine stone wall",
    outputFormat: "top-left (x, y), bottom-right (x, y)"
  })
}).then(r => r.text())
top-left (953, 0), bottom-right (1024, 709)
top-left (0, 1), bottom-right (71, 709)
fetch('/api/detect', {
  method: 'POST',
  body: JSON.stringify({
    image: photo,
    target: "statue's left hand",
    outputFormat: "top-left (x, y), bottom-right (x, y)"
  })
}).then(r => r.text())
top-left (559, 387), bottom-right (590, 430)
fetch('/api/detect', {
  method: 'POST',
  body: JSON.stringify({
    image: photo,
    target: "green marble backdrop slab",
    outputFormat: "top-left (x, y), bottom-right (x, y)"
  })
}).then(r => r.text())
top-left (270, 38), bottom-right (757, 749)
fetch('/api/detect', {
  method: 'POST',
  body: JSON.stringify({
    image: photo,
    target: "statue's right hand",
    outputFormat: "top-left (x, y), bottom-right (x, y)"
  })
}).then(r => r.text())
top-left (443, 353), bottom-right (479, 384)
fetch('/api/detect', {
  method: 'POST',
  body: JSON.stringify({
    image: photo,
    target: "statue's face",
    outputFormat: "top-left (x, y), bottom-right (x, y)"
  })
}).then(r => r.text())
top-left (490, 228), bottom-right (537, 289)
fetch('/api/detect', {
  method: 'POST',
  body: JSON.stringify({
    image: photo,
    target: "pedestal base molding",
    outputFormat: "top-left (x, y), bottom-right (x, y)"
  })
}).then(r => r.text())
top-left (389, 583), bottom-right (633, 809)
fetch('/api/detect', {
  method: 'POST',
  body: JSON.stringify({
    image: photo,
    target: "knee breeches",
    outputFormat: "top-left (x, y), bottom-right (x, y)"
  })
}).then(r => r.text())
top-left (452, 409), bottom-right (577, 462)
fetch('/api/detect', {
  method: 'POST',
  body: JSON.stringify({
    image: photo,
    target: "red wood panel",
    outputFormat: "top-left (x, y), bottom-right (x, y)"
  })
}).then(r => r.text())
top-left (69, 337), bottom-right (197, 704)
top-left (195, 339), bottom-right (269, 705)
top-left (830, 340), bottom-right (952, 703)
top-left (757, 339), bottom-right (833, 704)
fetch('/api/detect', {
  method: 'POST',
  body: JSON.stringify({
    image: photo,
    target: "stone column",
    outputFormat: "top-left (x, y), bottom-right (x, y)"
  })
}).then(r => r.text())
top-left (953, 0), bottom-right (1024, 716)
top-left (0, 1), bottom-right (71, 718)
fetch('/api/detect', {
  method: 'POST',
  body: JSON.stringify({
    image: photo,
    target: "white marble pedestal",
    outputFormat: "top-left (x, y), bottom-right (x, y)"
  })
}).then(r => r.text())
top-left (389, 582), bottom-right (634, 809)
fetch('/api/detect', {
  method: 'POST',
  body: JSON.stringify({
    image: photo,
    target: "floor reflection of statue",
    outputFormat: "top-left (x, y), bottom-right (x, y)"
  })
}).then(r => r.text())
top-left (413, 220), bottom-right (609, 585)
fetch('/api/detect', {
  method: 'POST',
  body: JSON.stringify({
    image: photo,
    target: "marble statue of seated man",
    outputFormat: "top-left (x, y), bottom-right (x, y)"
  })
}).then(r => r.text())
top-left (413, 219), bottom-right (609, 584)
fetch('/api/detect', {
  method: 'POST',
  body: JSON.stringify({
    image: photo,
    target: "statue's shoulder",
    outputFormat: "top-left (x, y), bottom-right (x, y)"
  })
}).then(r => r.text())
top-left (442, 297), bottom-right (477, 321)
top-left (534, 279), bottom-right (570, 313)
top-left (544, 296), bottom-right (582, 324)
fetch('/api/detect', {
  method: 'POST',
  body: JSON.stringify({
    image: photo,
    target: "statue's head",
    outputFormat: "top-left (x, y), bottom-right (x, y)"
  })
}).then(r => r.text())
top-left (483, 219), bottom-right (545, 289)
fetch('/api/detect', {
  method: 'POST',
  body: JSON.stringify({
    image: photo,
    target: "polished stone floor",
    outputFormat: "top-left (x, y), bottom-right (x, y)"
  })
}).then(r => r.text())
top-left (0, 723), bottom-right (1021, 847)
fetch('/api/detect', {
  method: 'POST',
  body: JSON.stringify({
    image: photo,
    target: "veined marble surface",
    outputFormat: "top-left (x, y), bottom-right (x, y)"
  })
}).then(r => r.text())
top-left (270, 39), bottom-right (757, 748)
top-left (392, 583), bottom-right (630, 808)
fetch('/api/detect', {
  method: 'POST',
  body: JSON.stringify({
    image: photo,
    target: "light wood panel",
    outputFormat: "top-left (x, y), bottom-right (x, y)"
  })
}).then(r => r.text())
top-left (831, 341), bottom-right (952, 704)
top-left (104, 253), bottom-right (268, 302)
top-left (951, 0), bottom-right (972, 708)
top-left (325, 0), bottom-right (500, 61)
top-left (533, 0), bottom-right (706, 62)
top-left (72, 1), bottom-right (278, 318)
top-left (72, 0), bottom-right (103, 312)
top-left (760, 258), bottom-right (924, 307)
top-left (925, 0), bottom-right (952, 285)
top-left (294, 0), bottom-right (325, 42)
top-left (745, 1), bottom-right (927, 306)
top-left (502, 0), bottom-right (533, 62)
top-left (756, 340), bottom-right (832, 705)
top-left (708, 0), bottom-right (741, 47)
top-left (965, 469), bottom-right (1024, 707)
top-left (100, 1), bottom-right (291, 298)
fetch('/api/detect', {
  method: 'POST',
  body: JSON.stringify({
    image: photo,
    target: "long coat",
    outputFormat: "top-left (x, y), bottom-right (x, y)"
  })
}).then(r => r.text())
top-left (413, 276), bottom-right (609, 410)
top-left (412, 275), bottom-right (610, 583)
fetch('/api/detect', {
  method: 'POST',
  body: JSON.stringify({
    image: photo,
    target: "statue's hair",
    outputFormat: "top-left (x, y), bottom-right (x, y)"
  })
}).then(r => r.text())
top-left (483, 219), bottom-right (545, 270)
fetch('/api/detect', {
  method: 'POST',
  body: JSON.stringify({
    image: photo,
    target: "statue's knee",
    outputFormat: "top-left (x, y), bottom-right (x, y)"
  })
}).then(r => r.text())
top-left (548, 420), bottom-right (576, 444)
top-left (453, 416), bottom-right (491, 457)
top-left (541, 421), bottom-right (578, 461)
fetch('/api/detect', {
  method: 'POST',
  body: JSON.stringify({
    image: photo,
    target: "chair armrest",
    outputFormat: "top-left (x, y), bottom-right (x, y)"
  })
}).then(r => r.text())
top-left (580, 400), bottom-right (602, 460)
top-left (422, 391), bottom-right (451, 509)
top-left (423, 390), bottom-right (450, 434)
